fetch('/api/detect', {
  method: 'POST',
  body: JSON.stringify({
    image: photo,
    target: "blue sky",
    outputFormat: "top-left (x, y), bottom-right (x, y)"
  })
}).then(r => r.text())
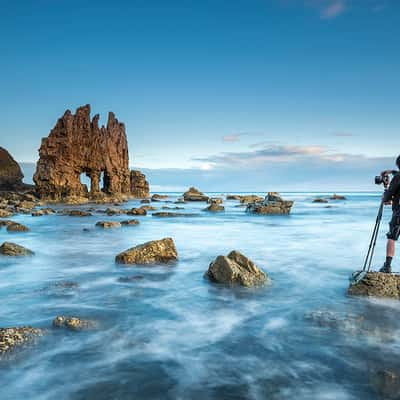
top-left (1, 0), bottom-right (399, 191)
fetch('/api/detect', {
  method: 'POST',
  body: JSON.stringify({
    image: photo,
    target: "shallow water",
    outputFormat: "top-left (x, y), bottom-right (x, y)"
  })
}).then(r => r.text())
top-left (1, 193), bottom-right (399, 400)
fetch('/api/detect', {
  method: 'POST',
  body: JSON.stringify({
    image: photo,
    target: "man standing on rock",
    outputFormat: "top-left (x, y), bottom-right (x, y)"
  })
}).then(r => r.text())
top-left (380, 156), bottom-right (400, 273)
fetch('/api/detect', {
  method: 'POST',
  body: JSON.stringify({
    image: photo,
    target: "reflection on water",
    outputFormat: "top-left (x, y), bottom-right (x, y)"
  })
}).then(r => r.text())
top-left (1, 193), bottom-right (399, 399)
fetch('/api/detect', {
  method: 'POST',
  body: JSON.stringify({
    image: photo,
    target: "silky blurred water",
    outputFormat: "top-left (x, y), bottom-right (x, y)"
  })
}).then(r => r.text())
top-left (1, 192), bottom-right (400, 400)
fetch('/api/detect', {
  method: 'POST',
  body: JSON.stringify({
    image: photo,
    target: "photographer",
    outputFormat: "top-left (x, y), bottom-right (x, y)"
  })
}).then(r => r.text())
top-left (380, 155), bottom-right (400, 273)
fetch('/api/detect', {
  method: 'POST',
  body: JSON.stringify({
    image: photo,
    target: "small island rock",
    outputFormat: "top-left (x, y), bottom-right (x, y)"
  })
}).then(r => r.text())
top-left (183, 187), bottom-right (209, 202)
top-left (348, 272), bottom-right (400, 299)
top-left (0, 327), bottom-right (44, 354)
top-left (0, 242), bottom-right (34, 256)
top-left (95, 221), bottom-right (121, 229)
top-left (7, 222), bottom-right (30, 232)
top-left (53, 316), bottom-right (96, 331)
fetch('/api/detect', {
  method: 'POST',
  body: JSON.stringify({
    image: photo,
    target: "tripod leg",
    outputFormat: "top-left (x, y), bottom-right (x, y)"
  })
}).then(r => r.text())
top-left (367, 202), bottom-right (384, 272)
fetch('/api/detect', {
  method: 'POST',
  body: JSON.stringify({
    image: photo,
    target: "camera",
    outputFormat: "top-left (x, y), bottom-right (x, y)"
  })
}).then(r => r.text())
top-left (375, 170), bottom-right (397, 187)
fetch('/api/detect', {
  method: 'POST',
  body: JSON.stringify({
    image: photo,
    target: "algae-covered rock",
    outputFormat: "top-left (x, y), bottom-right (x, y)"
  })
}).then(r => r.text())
top-left (0, 327), bottom-right (44, 354)
top-left (348, 272), bottom-right (400, 299)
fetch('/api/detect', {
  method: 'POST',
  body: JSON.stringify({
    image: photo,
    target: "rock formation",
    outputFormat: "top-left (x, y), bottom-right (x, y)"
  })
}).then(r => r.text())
top-left (348, 272), bottom-right (400, 299)
top-left (34, 104), bottom-right (132, 201)
top-left (0, 327), bottom-right (44, 354)
top-left (183, 187), bottom-right (209, 202)
top-left (206, 250), bottom-right (270, 287)
top-left (53, 316), bottom-right (96, 331)
top-left (95, 221), bottom-right (121, 229)
top-left (0, 242), bottom-right (34, 256)
top-left (130, 170), bottom-right (150, 199)
top-left (246, 192), bottom-right (294, 215)
top-left (0, 147), bottom-right (25, 191)
top-left (115, 238), bottom-right (178, 265)
top-left (204, 201), bottom-right (225, 212)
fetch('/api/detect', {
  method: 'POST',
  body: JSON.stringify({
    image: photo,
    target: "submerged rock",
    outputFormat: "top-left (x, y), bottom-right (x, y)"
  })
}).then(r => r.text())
top-left (127, 207), bottom-right (147, 216)
top-left (120, 219), bottom-right (140, 226)
top-left (348, 272), bottom-right (400, 299)
top-left (0, 327), bottom-right (44, 354)
top-left (152, 212), bottom-right (198, 217)
top-left (117, 275), bottom-right (145, 283)
top-left (330, 194), bottom-right (347, 200)
top-left (53, 316), bottom-right (96, 331)
top-left (32, 208), bottom-right (55, 217)
top-left (246, 192), bottom-right (293, 215)
top-left (115, 238), bottom-right (178, 265)
top-left (63, 209), bottom-right (92, 217)
top-left (204, 202), bottom-right (225, 212)
top-left (0, 209), bottom-right (13, 218)
top-left (183, 187), bottom-right (209, 202)
top-left (151, 194), bottom-right (169, 202)
top-left (95, 221), bottom-right (121, 229)
top-left (7, 223), bottom-right (30, 232)
top-left (0, 242), bottom-right (34, 256)
top-left (313, 198), bottom-right (328, 203)
top-left (206, 250), bottom-right (270, 287)
top-left (371, 369), bottom-right (400, 400)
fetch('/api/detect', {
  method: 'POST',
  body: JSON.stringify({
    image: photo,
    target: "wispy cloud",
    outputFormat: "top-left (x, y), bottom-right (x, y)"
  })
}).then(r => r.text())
top-left (320, 1), bottom-right (346, 19)
top-left (332, 132), bottom-right (355, 137)
top-left (222, 132), bottom-right (264, 143)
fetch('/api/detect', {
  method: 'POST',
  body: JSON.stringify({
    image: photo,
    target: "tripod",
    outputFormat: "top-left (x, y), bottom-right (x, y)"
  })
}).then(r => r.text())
top-left (350, 199), bottom-right (385, 284)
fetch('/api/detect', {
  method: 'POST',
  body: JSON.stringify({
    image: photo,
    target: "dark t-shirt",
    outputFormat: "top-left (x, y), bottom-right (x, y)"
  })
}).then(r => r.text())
top-left (383, 172), bottom-right (400, 213)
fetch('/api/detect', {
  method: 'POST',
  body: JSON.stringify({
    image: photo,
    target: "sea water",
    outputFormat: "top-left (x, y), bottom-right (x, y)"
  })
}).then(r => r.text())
top-left (1, 193), bottom-right (399, 400)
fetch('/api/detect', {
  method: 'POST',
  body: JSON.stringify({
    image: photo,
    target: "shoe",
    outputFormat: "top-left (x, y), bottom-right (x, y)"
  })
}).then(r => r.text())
top-left (379, 262), bottom-right (392, 274)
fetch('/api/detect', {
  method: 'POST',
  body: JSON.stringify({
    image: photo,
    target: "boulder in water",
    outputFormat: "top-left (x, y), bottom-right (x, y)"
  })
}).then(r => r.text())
top-left (247, 192), bottom-right (293, 215)
top-left (183, 187), bottom-right (209, 202)
top-left (239, 195), bottom-right (264, 204)
top-left (7, 223), bottom-right (30, 232)
top-left (53, 316), bottom-right (96, 331)
top-left (121, 219), bottom-right (140, 226)
top-left (348, 272), bottom-right (400, 299)
top-left (115, 238), bottom-right (178, 265)
top-left (95, 221), bottom-right (121, 229)
top-left (206, 250), bottom-right (270, 287)
top-left (0, 242), bottom-right (34, 256)
top-left (330, 194), bottom-right (346, 200)
top-left (204, 202), bottom-right (225, 212)
top-left (0, 209), bottom-right (13, 218)
top-left (0, 327), bottom-right (44, 354)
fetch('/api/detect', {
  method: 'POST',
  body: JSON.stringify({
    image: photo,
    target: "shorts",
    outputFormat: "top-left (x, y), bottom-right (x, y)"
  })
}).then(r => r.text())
top-left (387, 213), bottom-right (400, 241)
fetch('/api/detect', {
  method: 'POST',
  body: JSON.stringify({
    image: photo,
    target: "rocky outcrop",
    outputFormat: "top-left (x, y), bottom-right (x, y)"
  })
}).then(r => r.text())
top-left (7, 222), bottom-right (30, 232)
top-left (246, 192), bottom-right (293, 215)
top-left (0, 147), bottom-right (25, 191)
top-left (151, 194), bottom-right (169, 202)
top-left (130, 170), bottom-right (150, 199)
top-left (183, 187), bottom-right (209, 202)
top-left (33, 105), bottom-right (131, 201)
top-left (115, 238), bottom-right (178, 265)
top-left (95, 221), bottom-right (121, 229)
top-left (0, 242), bottom-right (34, 256)
top-left (348, 272), bottom-right (400, 299)
top-left (239, 195), bottom-right (264, 204)
top-left (53, 316), bottom-right (96, 331)
top-left (313, 198), bottom-right (328, 203)
top-left (226, 195), bottom-right (242, 200)
top-left (127, 207), bottom-right (147, 216)
top-left (0, 327), bottom-right (44, 354)
top-left (0, 209), bottom-right (13, 218)
top-left (204, 202), bottom-right (225, 212)
top-left (120, 219), bottom-right (140, 226)
top-left (206, 250), bottom-right (270, 287)
top-left (330, 194), bottom-right (346, 200)
top-left (152, 212), bottom-right (198, 217)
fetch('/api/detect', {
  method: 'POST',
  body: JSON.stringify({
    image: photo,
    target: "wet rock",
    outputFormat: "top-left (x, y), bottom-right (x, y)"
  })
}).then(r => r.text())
top-left (313, 198), bottom-right (328, 203)
top-left (305, 311), bottom-right (365, 332)
top-left (151, 194), bottom-right (169, 202)
top-left (0, 242), bottom-right (34, 256)
top-left (95, 221), bottom-right (121, 229)
top-left (330, 194), bottom-right (347, 200)
top-left (0, 327), bottom-right (44, 354)
top-left (32, 208), bottom-right (55, 216)
top-left (117, 275), bottom-right (145, 283)
top-left (105, 207), bottom-right (127, 216)
top-left (152, 212), bottom-right (198, 217)
top-left (33, 105), bottom-right (131, 201)
top-left (371, 369), bottom-right (400, 400)
top-left (348, 272), bottom-right (400, 299)
top-left (206, 250), bottom-right (270, 287)
top-left (0, 209), bottom-right (13, 218)
top-left (162, 206), bottom-right (184, 210)
top-left (115, 237), bottom-right (178, 265)
top-left (140, 205), bottom-right (157, 211)
top-left (226, 194), bottom-right (242, 200)
top-left (239, 195), bottom-right (264, 204)
top-left (204, 202), bottom-right (225, 212)
top-left (0, 219), bottom-right (14, 228)
top-left (0, 147), bottom-right (25, 191)
top-left (63, 209), bottom-right (92, 217)
top-left (183, 187), bottom-right (209, 202)
top-left (17, 200), bottom-right (36, 210)
top-left (7, 222), bottom-right (30, 232)
top-left (140, 199), bottom-right (150, 204)
top-left (121, 219), bottom-right (140, 226)
top-left (207, 197), bottom-right (223, 204)
top-left (174, 198), bottom-right (186, 204)
top-left (246, 192), bottom-right (293, 215)
top-left (52, 316), bottom-right (97, 331)
top-left (127, 207), bottom-right (147, 216)
top-left (130, 170), bottom-right (150, 199)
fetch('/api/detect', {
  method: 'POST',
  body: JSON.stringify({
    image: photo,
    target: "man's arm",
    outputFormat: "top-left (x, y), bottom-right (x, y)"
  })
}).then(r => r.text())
top-left (383, 174), bottom-right (400, 203)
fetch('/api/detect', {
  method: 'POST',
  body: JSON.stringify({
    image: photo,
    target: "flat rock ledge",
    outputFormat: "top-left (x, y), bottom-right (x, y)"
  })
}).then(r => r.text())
top-left (0, 327), bottom-right (44, 354)
top-left (0, 242), bottom-right (34, 256)
top-left (115, 238), bottom-right (178, 265)
top-left (53, 316), bottom-right (97, 331)
top-left (95, 221), bottom-right (121, 229)
top-left (348, 272), bottom-right (400, 299)
top-left (206, 250), bottom-right (270, 287)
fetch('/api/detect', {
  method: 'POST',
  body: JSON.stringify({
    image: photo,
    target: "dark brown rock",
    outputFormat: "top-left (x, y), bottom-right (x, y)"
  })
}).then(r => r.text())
top-left (95, 221), bottom-right (121, 229)
top-left (115, 238), bottom-right (178, 265)
top-left (127, 207), bottom-right (147, 216)
top-left (313, 198), bottom-right (328, 203)
top-left (7, 223), bottom-right (30, 232)
top-left (152, 212), bottom-right (198, 217)
top-left (33, 105), bottom-right (131, 201)
top-left (151, 194), bottom-right (169, 202)
top-left (0, 242), bottom-right (34, 256)
top-left (0, 147), bottom-right (24, 191)
top-left (120, 219), bottom-right (140, 226)
top-left (183, 187), bottom-right (209, 202)
top-left (247, 192), bottom-right (294, 215)
top-left (348, 272), bottom-right (400, 299)
top-left (206, 250), bottom-right (270, 287)
top-left (239, 195), bottom-right (264, 204)
top-left (130, 170), bottom-right (150, 199)
top-left (204, 202), bottom-right (225, 212)
top-left (330, 194), bottom-right (347, 200)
